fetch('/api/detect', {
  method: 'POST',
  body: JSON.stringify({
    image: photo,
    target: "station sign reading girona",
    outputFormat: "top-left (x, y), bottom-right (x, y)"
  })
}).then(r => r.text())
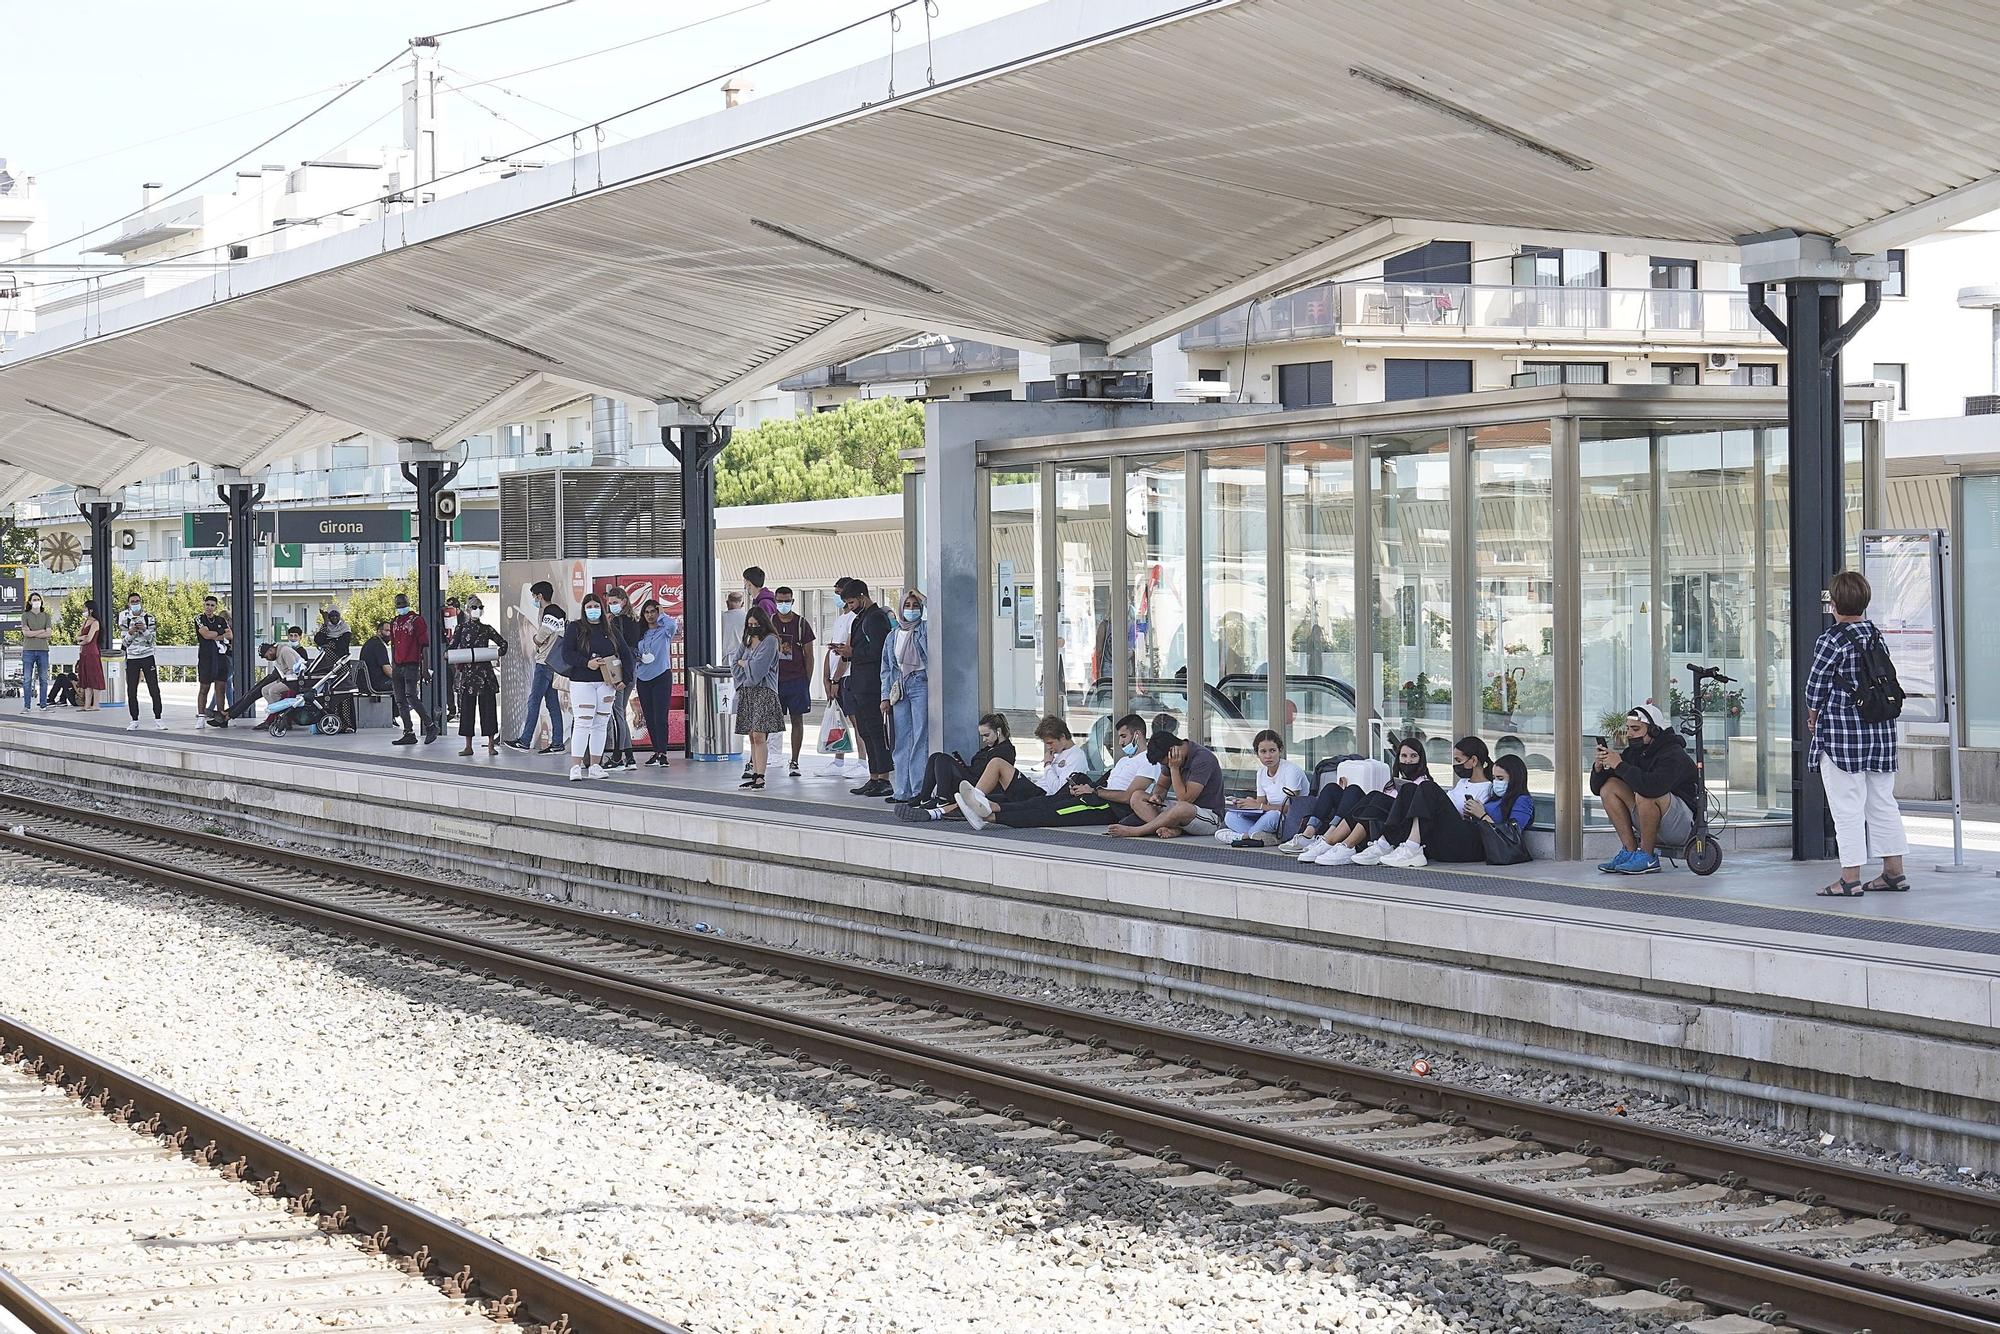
top-left (183, 508), bottom-right (498, 548)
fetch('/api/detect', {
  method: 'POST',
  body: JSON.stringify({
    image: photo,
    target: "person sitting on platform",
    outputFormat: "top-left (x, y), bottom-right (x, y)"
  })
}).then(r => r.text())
top-left (252, 641), bottom-right (304, 730)
top-left (952, 715), bottom-right (1088, 830)
top-left (1106, 727), bottom-right (1226, 840)
top-left (358, 622), bottom-right (394, 697)
top-left (922, 713), bottom-right (1156, 830)
top-left (47, 666), bottom-right (80, 709)
top-left (312, 606), bottom-right (353, 669)
top-left (1217, 728), bottom-right (1308, 847)
top-left (900, 712), bottom-right (1016, 816)
top-left (1283, 755), bottom-right (1392, 865)
top-left (1352, 735), bottom-right (1494, 868)
top-left (1589, 701), bottom-right (1702, 876)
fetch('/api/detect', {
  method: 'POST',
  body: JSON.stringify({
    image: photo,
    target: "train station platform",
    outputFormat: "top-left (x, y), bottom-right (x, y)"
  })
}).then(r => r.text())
top-left (3, 702), bottom-right (1996, 1169)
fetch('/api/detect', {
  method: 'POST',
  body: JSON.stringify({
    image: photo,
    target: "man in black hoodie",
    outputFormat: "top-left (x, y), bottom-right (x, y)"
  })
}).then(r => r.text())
top-left (1589, 702), bottom-right (1703, 875)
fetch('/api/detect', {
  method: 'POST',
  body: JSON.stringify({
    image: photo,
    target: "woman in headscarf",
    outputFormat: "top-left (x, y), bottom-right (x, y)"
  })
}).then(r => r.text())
top-left (882, 588), bottom-right (929, 804)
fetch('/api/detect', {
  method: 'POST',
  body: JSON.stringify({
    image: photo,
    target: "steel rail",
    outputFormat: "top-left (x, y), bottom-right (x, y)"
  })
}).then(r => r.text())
top-left (0, 1005), bottom-right (683, 1334)
top-left (0, 1261), bottom-right (88, 1334)
top-left (3, 790), bottom-right (1988, 1242)
top-left (4, 824), bottom-right (1994, 1334)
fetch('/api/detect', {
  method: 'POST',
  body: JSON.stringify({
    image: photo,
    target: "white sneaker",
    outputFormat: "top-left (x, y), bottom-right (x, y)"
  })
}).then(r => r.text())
top-left (126, 720), bottom-right (140, 731)
top-left (1381, 842), bottom-right (1427, 868)
top-left (152, 719), bottom-right (169, 731)
top-left (1351, 838), bottom-right (1393, 866)
top-left (957, 780), bottom-right (993, 830)
top-left (588, 764), bottom-right (606, 779)
top-left (1292, 836), bottom-right (1325, 862)
top-left (568, 764), bottom-right (584, 782)
top-left (1214, 827), bottom-right (1238, 843)
top-left (1315, 842), bottom-right (1357, 866)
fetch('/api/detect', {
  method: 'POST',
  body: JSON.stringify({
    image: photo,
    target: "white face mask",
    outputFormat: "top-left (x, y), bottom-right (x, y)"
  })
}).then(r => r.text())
top-left (1492, 778), bottom-right (1508, 796)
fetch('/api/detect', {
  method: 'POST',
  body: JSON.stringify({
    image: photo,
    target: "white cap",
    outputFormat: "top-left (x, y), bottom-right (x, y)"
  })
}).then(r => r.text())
top-left (1628, 702), bottom-right (1667, 731)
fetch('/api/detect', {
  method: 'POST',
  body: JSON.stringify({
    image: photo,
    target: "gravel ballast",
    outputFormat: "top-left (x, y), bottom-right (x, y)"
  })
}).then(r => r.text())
top-left (0, 859), bottom-right (1583, 1334)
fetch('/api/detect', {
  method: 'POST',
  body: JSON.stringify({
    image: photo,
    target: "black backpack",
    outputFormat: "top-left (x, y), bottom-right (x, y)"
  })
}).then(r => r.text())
top-left (1846, 623), bottom-right (1905, 723)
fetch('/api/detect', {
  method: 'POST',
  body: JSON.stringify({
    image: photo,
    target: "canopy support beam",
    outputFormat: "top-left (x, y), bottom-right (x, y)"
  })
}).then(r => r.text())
top-left (215, 473), bottom-right (265, 703)
top-left (73, 489), bottom-right (124, 656)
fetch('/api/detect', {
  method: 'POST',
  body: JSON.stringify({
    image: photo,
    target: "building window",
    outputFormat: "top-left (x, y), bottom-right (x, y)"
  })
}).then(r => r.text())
top-left (1873, 362), bottom-right (1907, 410)
top-left (1648, 257), bottom-right (1699, 329)
top-left (1730, 363), bottom-right (1779, 386)
top-left (1383, 240), bottom-right (1471, 286)
top-left (1196, 368), bottom-right (1224, 383)
top-left (1024, 380), bottom-right (1059, 402)
top-left (1276, 360), bottom-right (1334, 409)
top-left (1884, 249), bottom-right (1906, 298)
top-left (967, 389), bottom-right (1013, 402)
top-left (1517, 361), bottom-right (1609, 386)
top-left (1513, 246), bottom-right (1606, 288)
top-left (1383, 358), bottom-right (1473, 401)
top-left (1652, 363), bottom-right (1699, 386)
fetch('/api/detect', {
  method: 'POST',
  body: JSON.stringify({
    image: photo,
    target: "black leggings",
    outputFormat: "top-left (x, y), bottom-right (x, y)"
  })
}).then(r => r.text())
top-left (1305, 784), bottom-right (1375, 832)
top-left (917, 752), bottom-right (979, 803)
top-left (125, 658), bottom-right (161, 720)
top-left (1381, 781), bottom-right (1486, 862)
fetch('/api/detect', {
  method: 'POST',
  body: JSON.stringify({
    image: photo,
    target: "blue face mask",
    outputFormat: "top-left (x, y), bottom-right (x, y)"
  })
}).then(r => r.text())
top-left (1492, 778), bottom-right (1508, 796)
top-left (584, 606), bottom-right (602, 623)
top-left (776, 602), bottom-right (795, 616)
top-left (1122, 741), bottom-right (1138, 757)
top-left (396, 606), bottom-right (412, 616)
top-left (901, 607), bottom-right (922, 624)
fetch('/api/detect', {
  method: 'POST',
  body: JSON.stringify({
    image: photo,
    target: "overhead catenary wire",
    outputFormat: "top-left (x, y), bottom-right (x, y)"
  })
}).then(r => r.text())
top-left (418, 0), bottom-right (580, 41)
top-left (437, 0), bottom-right (773, 94)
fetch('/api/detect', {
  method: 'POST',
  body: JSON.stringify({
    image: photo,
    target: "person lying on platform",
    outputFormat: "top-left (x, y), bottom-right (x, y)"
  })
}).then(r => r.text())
top-left (1282, 755), bottom-right (1393, 865)
top-left (1589, 702), bottom-right (1702, 876)
top-left (941, 713), bottom-right (1158, 830)
top-left (951, 715), bottom-right (1089, 829)
top-left (1351, 735), bottom-right (1494, 868)
top-left (1216, 729), bottom-right (1308, 848)
top-left (1106, 728), bottom-right (1225, 840)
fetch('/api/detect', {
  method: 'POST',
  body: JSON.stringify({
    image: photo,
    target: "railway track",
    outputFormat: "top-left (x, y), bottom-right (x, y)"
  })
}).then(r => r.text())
top-left (0, 1009), bottom-right (679, 1334)
top-left (0, 793), bottom-right (1995, 1334)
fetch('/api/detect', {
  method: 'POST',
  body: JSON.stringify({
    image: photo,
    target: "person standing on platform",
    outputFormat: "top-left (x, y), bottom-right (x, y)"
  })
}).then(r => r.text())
top-left (562, 592), bottom-right (630, 781)
top-left (440, 598), bottom-right (461, 722)
top-left (883, 588), bottom-right (929, 803)
top-left (1809, 570), bottom-right (1911, 897)
top-left (387, 593), bottom-right (438, 746)
top-left (19, 592), bottom-right (52, 713)
top-left (359, 622), bottom-right (394, 696)
top-left (743, 565), bottom-right (778, 620)
top-left (195, 596), bottom-right (230, 723)
top-left (634, 598), bottom-right (679, 769)
top-left (835, 579), bottom-right (895, 797)
top-left (719, 591), bottom-right (748, 667)
top-left (601, 586), bottom-right (642, 772)
top-left (505, 582), bottom-right (566, 754)
top-left (817, 581), bottom-right (858, 780)
top-left (770, 586), bottom-right (816, 777)
top-left (118, 594), bottom-right (165, 731)
top-left (75, 599), bottom-right (105, 712)
top-left (449, 596), bottom-right (508, 756)
top-left (732, 605), bottom-right (782, 790)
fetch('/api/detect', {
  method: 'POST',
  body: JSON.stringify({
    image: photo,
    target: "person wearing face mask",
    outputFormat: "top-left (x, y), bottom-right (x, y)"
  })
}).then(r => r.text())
top-left (440, 599), bottom-right (461, 722)
top-left (19, 592), bottom-right (52, 713)
top-left (445, 596), bottom-right (508, 755)
top-left (386, 592), bottom-right (438, 746)
top-left (118, 594), bottom-right (166, 731)
top-left (633, 599), bottom-right (679, 768)
top-left (1286, 757), bottom-right (1393, 866)
top-left (732, 604), bottom-right (783, 789)
top-left (561, 592), bottom-right (631, 780)
top-left (312, 607), bottom-right (352, 670)
top-left (75, 599), bottom-right (106, 712)
top-left (901, 711), bottom-right (1016, 816)
top-left (1473, 754), bottom-right (1535, 859)
top-left (1354, 735), bottom-right (1493, 868)
top-left (769, 587), bottom-right (816, 776)
top-left (599, 585), bottom-right (643, 772)
top-left (924, 713), bottom-right (1157, 829)
top-left (882, 588), bottom-right (929, 804)
top-left (831, 579), bottom-right (895, 796)
top-left (505, 583), bottom-right (566, 754)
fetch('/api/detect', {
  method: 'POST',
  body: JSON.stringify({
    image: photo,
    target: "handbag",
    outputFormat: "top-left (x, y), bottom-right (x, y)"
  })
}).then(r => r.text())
top-left (1478, 816), bottom-right (1532, 866)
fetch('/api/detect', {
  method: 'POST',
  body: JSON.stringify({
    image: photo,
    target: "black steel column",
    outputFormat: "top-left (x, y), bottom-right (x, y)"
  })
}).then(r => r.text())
top-left (401, 458), bottom-right (462, 724)
top-left (677, 424), bottom-right (718, 673)
top-left (1750, 276), bottom-right (1879, 861)
top-left (77, 499), bottom-right (124, 652)
top-left (217, 482), bottom-right (264, 701)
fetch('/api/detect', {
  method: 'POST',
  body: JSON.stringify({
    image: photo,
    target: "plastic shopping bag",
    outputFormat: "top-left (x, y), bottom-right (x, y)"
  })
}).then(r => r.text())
top-left (819, 701), bottom-right (853, 755)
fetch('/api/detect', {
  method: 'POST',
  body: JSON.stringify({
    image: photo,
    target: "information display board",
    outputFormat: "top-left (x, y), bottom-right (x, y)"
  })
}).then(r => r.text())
top-left (1860, 529), bottom-right (1945, 724)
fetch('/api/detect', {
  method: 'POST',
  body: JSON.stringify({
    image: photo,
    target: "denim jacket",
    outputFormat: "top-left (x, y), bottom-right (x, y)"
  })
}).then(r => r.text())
top-left (881, 619), bottom-right (929, 697)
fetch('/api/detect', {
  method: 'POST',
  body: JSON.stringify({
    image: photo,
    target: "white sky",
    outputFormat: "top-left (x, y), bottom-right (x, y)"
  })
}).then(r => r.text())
top-left (2, 0), bottom-right (1040, 264)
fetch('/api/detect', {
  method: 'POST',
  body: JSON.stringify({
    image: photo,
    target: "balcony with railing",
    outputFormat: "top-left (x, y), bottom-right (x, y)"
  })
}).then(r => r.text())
top-left (1180, 281), bottom-right (1772, 350)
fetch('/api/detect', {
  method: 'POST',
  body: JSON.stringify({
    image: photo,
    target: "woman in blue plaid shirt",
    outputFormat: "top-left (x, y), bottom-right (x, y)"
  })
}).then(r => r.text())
top-left (1807, 570), bottom-right (1908, 897)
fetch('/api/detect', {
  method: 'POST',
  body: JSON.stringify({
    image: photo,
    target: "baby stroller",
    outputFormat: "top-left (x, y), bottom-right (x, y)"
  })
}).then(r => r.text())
top-left (271, 651), bottom-right (360, 737)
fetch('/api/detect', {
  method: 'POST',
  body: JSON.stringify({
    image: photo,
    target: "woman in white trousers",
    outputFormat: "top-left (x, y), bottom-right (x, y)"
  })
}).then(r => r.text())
top-left (1806, 570), bottom-right (1909, 897)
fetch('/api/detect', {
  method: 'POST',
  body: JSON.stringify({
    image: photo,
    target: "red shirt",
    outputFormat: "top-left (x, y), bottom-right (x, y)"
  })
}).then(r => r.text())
top-left (388, 611), bottom-right (429, 665)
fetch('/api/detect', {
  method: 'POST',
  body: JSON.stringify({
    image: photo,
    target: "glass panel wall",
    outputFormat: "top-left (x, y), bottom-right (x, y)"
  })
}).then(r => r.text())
top-left (987, 470), bottom-right (1041, 736)
top-left (1372, 430), bottom-right (1453, 759)
top-left (1281, 440), bottom-right (1359, 773)
top-left (1055, 462), bottom-right (1113, 760)
top-left (1124, 453), bottom-right (1191, 735)
top-left (1202, 446), bottom-right (1270, 782)
top-left (1964, 474), bottom-right (2000, 747)
top-left (1471, 422), bottom-right (1556, 800)
top-left (1578, 427), bottom-right (1654, 822)
top-left (1761, 430), bottom-right (1792, 816)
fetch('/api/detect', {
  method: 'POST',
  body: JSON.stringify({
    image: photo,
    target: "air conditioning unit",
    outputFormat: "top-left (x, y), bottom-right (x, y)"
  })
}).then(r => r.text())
top-left (1705, 352), bottom-right (1739, 371)
top-left (1179, 380), bottom-right (1233, 399)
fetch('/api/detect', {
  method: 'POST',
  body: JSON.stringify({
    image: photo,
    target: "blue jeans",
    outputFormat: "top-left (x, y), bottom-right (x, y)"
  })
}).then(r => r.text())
top-left (20, 650), bottom-right (47, 709)
top-left (889, 673), bottom-right (929, 800)
top-left (515, 662), bottom-right (564, 747)
top-left (1224, 808), bottom-right (1282, 839)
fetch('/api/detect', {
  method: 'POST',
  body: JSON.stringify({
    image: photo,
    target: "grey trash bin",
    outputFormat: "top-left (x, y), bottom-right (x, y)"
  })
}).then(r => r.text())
top-left (687, 666), bottom-right (742, 762)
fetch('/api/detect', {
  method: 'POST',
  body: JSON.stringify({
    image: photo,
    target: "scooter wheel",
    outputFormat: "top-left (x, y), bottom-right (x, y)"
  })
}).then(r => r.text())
top-left (1685, 834), bottom-right (1722, 876)
top-left (314, 714), bottom-right (342, 736)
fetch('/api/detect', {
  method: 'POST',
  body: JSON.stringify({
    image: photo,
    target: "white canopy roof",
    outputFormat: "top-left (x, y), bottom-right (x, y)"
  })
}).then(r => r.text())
top-left (4, 0), bottom-right (1998, 500)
